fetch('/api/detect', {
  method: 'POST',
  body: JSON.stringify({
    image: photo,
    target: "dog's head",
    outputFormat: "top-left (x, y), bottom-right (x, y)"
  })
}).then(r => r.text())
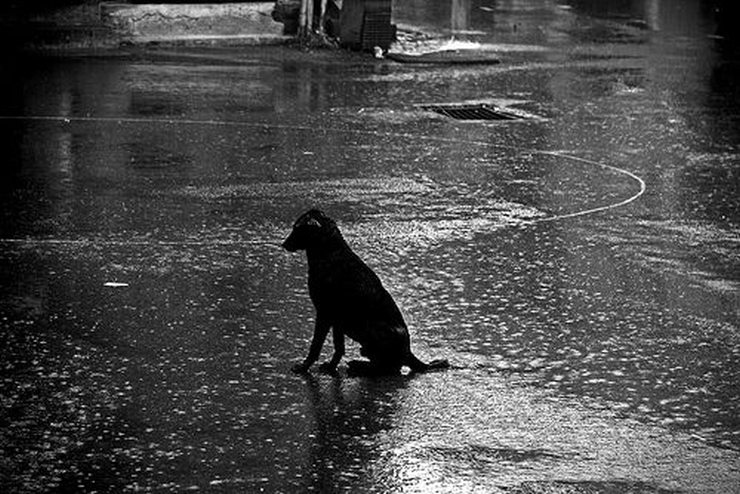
top-left (282, 209), bottom-right (340, 252)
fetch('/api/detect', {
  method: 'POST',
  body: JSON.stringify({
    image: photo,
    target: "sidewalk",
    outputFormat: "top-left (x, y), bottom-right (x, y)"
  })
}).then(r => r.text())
top-left (3, 2), bottom-right (291, 51)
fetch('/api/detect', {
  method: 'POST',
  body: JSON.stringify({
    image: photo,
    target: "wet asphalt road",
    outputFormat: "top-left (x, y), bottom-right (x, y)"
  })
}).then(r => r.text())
top-left (1, 1), bottom-right (740, 493)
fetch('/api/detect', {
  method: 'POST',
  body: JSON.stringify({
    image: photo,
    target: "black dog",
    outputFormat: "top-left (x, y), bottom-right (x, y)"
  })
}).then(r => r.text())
top-left (283, 209), bottom-right (450, 376)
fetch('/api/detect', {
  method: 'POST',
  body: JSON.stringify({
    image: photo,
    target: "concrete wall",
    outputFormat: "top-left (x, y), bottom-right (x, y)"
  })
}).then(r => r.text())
top-left (101, 2), bottom-right (287, 43)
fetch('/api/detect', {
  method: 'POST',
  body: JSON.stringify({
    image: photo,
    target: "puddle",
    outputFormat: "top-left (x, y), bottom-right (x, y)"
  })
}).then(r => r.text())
top-left (420, 103), bottom-right (525, 121)
top-left (1, 0), bottom-right (739, 491)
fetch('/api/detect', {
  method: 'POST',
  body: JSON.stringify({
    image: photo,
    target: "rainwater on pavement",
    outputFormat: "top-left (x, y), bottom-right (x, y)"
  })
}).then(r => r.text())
top-left (0, 0), bottom-right (739, 492)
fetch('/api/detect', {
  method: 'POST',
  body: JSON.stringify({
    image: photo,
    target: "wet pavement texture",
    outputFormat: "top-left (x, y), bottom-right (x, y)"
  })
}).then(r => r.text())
top-left (1, 0), bottom-right (740, 492)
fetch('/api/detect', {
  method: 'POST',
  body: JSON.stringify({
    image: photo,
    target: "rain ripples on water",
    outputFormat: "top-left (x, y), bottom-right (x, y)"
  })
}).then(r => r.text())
top-left (2, 0), bottom-right (740, 491)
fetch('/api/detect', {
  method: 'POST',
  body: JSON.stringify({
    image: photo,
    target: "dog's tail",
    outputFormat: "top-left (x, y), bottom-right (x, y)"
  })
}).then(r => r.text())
top-left (407, 353), bottom-right (450, 373)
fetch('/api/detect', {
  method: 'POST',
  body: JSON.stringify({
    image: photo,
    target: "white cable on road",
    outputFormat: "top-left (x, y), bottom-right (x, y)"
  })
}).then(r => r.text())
top-left (0, 115), bottom-right (647, 246)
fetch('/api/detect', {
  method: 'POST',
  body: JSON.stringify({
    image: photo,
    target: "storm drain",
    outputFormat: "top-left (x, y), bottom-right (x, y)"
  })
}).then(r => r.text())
top-left (421, 103), bottom-right (525, 121)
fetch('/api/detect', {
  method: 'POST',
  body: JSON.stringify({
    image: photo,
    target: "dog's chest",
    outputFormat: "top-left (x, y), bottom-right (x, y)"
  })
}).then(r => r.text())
top-left (307, 257), bottom-right (345, 297)
top-left (306, 252), bottom-right (369, 309)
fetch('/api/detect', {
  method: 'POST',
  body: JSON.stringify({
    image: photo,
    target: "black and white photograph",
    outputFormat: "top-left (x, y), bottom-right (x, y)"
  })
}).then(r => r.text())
top-left (1, 0), bottom-right (738, 492)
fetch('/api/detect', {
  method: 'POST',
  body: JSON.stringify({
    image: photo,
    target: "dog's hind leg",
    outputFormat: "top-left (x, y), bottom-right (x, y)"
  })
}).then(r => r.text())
top-left (347, 360), bottom-right (402, 377)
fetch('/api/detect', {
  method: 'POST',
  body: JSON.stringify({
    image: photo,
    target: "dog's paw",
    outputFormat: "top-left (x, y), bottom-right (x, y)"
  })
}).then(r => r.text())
top-left (291, 362), bottom-right (311, 374)
top-left (318, 362), bottom-right (338, 375)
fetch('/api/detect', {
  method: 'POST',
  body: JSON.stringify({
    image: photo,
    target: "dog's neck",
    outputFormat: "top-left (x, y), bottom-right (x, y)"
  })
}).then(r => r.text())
top-left (305, 229), bottom-right (350, 264)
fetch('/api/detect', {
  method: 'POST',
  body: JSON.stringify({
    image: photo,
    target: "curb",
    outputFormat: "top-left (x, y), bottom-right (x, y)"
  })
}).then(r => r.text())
top-left (4, 2), bottom-right (293, 51)
top-left (101, 2), bottom-right (289, 46)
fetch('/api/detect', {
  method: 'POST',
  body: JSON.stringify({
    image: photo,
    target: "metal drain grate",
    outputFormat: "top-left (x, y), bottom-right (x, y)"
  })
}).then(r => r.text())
top-left (422, 104), bottom-right (524, 121)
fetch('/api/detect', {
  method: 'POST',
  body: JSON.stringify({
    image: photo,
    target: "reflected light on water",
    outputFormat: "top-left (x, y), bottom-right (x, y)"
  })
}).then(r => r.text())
top-left (1, 0), bottom-right (739, 491)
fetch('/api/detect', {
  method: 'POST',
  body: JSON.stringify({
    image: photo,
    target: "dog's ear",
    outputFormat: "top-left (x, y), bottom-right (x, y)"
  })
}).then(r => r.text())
top-left (295, 212), bottom-right (322, 229)
top-left (304, 216), bottom-right (322, 228)
top-left (296, 209), bottom-right (327, 229)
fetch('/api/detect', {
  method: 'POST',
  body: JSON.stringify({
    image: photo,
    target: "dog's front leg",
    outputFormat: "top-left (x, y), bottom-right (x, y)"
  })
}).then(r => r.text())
top-left (319, 327), bottom-right (345, 374)
top-left (292, 316), bottom-right (330, 373)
